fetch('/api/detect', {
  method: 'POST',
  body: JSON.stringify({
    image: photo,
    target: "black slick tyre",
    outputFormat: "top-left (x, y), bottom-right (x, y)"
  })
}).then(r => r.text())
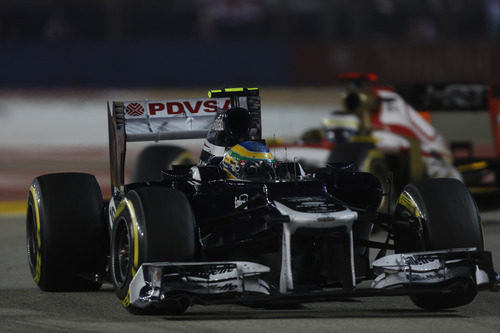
top-left (26, 173), bottom-right (106, 291)
top-left (394, 178), bottom-right (484, 310)
top-left (110, 187), bottom-right (196, 315)
top-left (131, 145), bottom-right (193, 182)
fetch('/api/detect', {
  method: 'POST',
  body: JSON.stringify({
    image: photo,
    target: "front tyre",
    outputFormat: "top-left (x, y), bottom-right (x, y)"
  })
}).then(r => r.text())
top-left (26, 173), bottom-right (106, 291)
top-left (394, 178), bottom-right (483, 310)
top-left (110, 187), bottom-right (196, 315)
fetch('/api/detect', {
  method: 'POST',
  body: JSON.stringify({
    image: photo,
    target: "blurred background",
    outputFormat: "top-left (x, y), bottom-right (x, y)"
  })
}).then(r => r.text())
top-left (1, 0), bottom-right (499, 204)
top-left (1, 0), bottom-right (500, 86)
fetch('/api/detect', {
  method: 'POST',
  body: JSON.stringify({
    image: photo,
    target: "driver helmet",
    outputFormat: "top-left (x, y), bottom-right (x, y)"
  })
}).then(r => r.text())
top-left (221, 141), bottom-right (276, 181)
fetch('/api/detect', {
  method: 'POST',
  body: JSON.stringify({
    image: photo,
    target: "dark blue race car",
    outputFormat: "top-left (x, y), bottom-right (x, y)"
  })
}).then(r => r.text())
top-left (26, 88), bottom-right (499, 315)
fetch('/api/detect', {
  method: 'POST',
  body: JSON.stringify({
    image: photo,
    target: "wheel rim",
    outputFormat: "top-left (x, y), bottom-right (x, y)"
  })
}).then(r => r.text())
top-left (113, 219), bottom-right (131, 288)
top-left (26, 203), bottom-right (37, 276)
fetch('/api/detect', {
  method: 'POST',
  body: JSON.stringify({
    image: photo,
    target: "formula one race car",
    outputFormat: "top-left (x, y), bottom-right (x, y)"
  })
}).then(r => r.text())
top-left (26, 88), bottom-right (498, 315)
top-left (270, 73), bottom-right (463, 208)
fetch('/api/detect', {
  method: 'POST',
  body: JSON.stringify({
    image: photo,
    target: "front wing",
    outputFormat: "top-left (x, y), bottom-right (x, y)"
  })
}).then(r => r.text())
top-left (127, 248), bottom-right (498, 309)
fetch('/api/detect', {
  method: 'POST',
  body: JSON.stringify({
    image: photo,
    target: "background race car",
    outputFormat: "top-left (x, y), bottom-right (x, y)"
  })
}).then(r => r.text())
top-left (270, 74), bottom-right (500, 210)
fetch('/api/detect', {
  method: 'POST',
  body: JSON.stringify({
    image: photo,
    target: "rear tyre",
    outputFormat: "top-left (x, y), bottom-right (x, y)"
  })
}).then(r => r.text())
top-left (26, 173), bottom-right (106, 291)
top-left (394, 178), bottom-right (483, 310)
top-left (111, 187), bottom-right (196, 315)
top-left (131, 145), bottom-right (193, 182)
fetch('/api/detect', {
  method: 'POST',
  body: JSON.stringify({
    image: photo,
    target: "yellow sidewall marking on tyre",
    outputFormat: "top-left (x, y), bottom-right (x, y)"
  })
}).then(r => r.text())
top-left (121, 290), bottom-right (131, 308)
top-left (115, 199), bottom-right (139, 272)
top-left (115, 198), bottom-right (140, 308)
top-left (29, 185), bottom-right (42, 284)
top-left (398, 191), bottom-right (422, 218)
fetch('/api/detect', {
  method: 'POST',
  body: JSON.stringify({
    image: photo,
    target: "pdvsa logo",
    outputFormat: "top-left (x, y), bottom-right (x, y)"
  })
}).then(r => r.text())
top-left (125, 102), bottom-right (145, 117)
top-left (147, 99), bottom-right (231, 116)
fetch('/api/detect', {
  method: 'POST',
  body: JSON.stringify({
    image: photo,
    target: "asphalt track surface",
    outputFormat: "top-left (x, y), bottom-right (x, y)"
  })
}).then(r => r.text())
top-left (1, 212), bottom-right (500, 333)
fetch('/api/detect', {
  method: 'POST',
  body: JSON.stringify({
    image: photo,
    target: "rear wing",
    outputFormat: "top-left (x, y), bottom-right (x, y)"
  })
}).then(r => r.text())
top-left (396, 82), bottom-right (500, 157)
top-left (108, 88), bottom-right (262, 197)
top-left (395, 83), bottom-right (488, 111)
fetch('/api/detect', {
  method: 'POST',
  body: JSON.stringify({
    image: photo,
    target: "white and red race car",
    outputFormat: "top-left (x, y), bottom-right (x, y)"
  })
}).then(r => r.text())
top-left (270, 73), bottom-right (500, 209)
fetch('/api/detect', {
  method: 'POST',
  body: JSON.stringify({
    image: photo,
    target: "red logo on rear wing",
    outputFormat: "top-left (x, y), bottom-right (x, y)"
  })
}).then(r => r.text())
top-left (125, 102), bottom-right (145, 117)
top-left (146, 99), bottom-right (231, 116)
top-left (122, 98), bottom-right (232, 118)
